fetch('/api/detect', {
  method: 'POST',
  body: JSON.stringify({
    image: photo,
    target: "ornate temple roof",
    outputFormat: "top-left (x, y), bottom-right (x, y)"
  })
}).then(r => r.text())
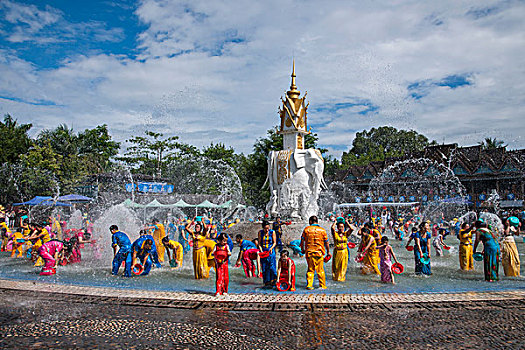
top-left (338, 144), bottom-right (525, 183)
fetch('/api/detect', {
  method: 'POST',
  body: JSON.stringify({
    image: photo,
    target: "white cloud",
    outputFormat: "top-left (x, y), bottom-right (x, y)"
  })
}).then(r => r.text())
top-left (0, 0), bottom-right (124, 44)
top-left (0, 0), bottom-right (524, 158)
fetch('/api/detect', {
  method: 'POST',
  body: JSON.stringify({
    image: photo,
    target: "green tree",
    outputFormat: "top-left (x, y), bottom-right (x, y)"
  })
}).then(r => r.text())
top-left (77, 124), bottom-right (120, 172)
top-left (19, 142), bottom-right (62, 198)
top-left (202, 143), bottom-right (237, 168)
top-left (37, 124), bottom-right (78, 157)
top-left (479, 137), bottom-right (506, 150)
top-left (119, 131), bottom-right (182, 178)
top-left (0, 114), bottom-right (33, 164)
top-left (36, 125), bottom-right (85, 194)
top-left (341, 126), bottom-right (434, 167)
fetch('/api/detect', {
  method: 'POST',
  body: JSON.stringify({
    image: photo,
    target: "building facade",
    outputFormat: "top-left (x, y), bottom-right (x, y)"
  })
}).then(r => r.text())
top-left (335, 144), bottom-right (525, 209)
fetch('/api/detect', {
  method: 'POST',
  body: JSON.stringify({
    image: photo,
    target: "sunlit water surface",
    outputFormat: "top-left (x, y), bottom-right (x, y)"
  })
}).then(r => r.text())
top-left (1, 238), bottom-right (524, 295)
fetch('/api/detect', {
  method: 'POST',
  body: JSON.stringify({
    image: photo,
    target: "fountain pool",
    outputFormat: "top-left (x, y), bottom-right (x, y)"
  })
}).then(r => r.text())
top-left (1, 237), bottom-right (524, 295)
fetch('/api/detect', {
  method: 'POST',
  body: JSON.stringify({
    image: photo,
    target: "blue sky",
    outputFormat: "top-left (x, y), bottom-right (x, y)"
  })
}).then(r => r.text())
top-left (1, 0), bottom-right (524, 157)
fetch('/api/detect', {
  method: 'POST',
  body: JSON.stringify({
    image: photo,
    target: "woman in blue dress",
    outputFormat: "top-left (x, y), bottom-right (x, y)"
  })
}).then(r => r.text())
top-left (414, 221), bottom-right (432, 275)
top-left (257, 220), bottom-right (277, 287)
top-left (473, 220), bottom-right (500, 281)
top-left (178, 220), bottom-right (191, 254)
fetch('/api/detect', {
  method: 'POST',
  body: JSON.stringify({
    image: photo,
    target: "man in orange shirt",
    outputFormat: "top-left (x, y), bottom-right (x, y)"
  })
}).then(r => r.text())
top-left (300, 216), bottom-right (330, 290)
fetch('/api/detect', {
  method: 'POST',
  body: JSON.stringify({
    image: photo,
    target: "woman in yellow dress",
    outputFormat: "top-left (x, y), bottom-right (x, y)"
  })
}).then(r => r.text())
top-left (26, 222), bottom-right (51, 266)
top-left (1, 221), bottom-right (11, 252)
top-left (358, 227), bottom-right (380, 275)
top-left (145, 219), bottom-right (166, 263)
top-left (331, 218), bottom-right (355, 281)
top-left (162, 236), bottom-right (184, 268)
top-left (501, 218), bottom-right (520, 277)
top-left (185, 218), bottom-right (211, 279)
top-left (458, 222), bottom-right (474, 271)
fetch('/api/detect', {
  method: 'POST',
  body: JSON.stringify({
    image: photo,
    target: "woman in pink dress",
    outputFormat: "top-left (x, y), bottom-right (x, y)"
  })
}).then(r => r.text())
top-left (377, 236), bottom-right (399, 283)
top-left (38, 239), bottom-right (73, 275)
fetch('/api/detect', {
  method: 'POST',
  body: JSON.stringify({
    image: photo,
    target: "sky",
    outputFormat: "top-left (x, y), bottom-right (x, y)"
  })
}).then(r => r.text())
top-left (0, 0), bottom-right (524, 157)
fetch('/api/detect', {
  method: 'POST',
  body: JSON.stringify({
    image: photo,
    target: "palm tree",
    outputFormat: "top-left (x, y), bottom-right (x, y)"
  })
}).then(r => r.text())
top-left (37, 124), bottom-right (78, 157)
top-left (479, 137), bottom-right (506, 150)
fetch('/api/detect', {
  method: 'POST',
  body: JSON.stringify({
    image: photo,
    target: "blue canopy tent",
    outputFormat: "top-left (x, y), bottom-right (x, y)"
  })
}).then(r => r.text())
top-left (13, 196), bottom-right (72, 207)
top-left (57, 194), bottom-right (93, 203)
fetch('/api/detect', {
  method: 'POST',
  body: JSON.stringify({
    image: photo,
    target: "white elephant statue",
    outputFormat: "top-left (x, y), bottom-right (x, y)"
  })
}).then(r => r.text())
top-left (265, 149), bottom-right (328, 220)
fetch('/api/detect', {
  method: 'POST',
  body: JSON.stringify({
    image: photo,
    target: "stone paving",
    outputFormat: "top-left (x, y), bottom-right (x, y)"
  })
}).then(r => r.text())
top-left (0, 278), bottom-right (524, 309)
top-left (0, 287), bottom-right (524, 349)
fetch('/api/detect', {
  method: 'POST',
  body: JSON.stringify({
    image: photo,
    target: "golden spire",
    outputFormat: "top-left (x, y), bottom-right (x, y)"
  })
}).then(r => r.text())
top-left (287, 59), bottom-right (300, 99)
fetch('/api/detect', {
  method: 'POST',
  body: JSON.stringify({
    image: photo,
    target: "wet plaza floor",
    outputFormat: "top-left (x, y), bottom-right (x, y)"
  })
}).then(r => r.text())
top-left (1, 238), bottom-right (525, 349)
top-left (0, 287), bottom-right (524, 349)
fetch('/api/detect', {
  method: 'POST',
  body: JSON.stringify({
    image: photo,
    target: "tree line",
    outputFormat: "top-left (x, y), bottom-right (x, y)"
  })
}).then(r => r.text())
top-left (0, 114), bottom-right (506, 209)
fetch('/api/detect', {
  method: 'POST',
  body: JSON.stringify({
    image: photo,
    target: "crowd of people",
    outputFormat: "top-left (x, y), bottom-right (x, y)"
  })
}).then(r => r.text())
top-left (0, 204), bottom-right (523, 296)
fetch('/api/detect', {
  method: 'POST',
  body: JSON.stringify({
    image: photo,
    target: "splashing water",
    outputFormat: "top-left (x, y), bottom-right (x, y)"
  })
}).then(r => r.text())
top-left (479, 212), bottom-right (504, 236)
top-left (369, 158), bottom-right (468, 222)
top-left (91, 204), bottom-right (142, 265)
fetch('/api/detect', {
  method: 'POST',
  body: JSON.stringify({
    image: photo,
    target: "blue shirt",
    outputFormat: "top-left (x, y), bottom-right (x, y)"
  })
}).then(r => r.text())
top-left (112, 231), bottom-right (131, 249)
top-left (132, 236), bottom-right (154, 256)
top-left (239, 239), bottom-right (257, 252)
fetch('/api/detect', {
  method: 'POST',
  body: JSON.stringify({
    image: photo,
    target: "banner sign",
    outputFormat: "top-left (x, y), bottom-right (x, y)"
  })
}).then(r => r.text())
top-left (126, 182), bottom-right (174, 194)
top-left (74, 185), bottom-right (98, 199)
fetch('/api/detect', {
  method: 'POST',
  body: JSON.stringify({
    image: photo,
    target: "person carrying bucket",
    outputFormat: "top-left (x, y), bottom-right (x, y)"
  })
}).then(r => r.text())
top-left (276, 249), bottom-right (295, 291)
top-left (276, 249), bottom-right (295, 292)
top-left (257, 221), bottom-right (278, 287)
top-left (473, 219), bottom-right (500, 282)
top-left (144, 218), bottom-right (166, 263)
top-left (185, 217), bottom-right (212, 279)
top-left (162, 236), bottom-right (184, 269)
top-left (377, 236), bottom-right (400, 283)
top-left (131, 236), bottom-right (155, 276)
top-left (300, 216), bottom-right (329, 290)
top-left (330, 217), bottom-right (355, 282)
top-left (357, 227), bottom-right (380, 275)
top-left (414, 222), bottom-right (432, 276)
top-left (458, 222), bottom-right (474, 271)
top-left (110, 225), bottom-right (133, 277)
top-left (38, 239), bottom-right (73, 275)
top-left (234, 234), bottom-right (261, 278)
top-left (213, 233), bottom-right (231, 296)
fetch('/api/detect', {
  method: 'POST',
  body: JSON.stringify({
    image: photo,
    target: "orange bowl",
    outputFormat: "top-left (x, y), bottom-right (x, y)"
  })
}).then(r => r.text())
top-left (259, 251), bottom-right (270, 258)
top-left (132, 263), bottom-right (144, 275)
top-left (391, 262), bottom-right (404, 274)
top-left (276, 281), bottom-right (290, 292)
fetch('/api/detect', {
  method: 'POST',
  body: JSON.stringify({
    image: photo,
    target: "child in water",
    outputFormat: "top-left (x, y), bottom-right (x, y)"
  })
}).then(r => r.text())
top-left (276, 250), bottom-right (296, 291)
top-left (377, 236), bottom-right (399, 284)
top-left (213, 233), bottom-right (231, 296)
